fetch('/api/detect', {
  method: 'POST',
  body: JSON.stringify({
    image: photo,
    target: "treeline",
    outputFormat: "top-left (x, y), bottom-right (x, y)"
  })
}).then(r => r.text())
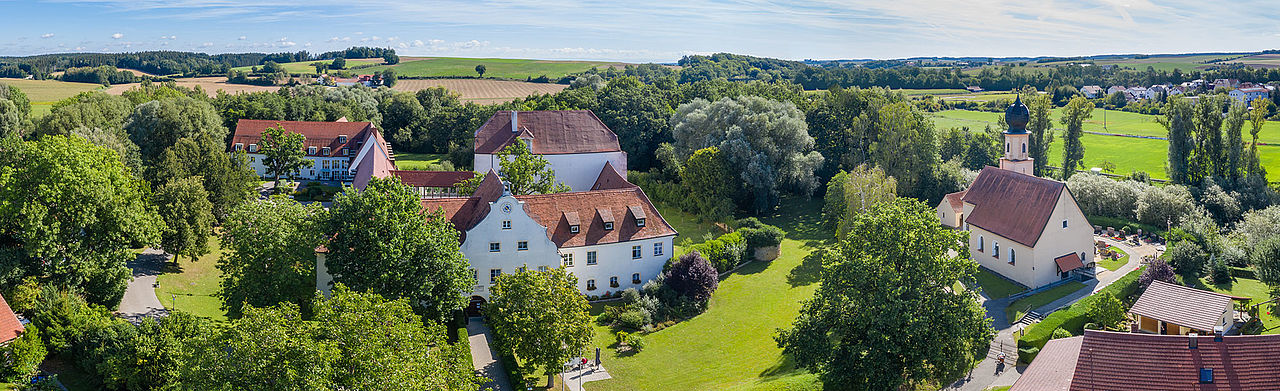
top-left (258, 46), bottom-right (398, 65)
top-left (59, 65), bottom-right (142, 85)
top-left (0, 47), bottom-right (396, 79)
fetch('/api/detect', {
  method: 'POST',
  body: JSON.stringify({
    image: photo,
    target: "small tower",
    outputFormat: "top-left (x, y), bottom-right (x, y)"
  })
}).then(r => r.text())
top-left (1000, 96), bottom-right (1034, 176)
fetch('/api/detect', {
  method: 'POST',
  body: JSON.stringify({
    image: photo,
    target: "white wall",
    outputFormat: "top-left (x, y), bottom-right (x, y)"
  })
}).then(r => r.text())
top-left (245, 153), bottom-right (353, 181)
top-left (968, 225), bottom-right (1038, 289)
top-left (475, 151), bottom-right (628, 191)
top-left (462, 195), bottom-right (561, 299)
top-left (1031, 190), bottom-right (1096, 288)
top-left (558, 236), bottom-right (674, 294)
top-left (937, 201), bottom-right (960, 228)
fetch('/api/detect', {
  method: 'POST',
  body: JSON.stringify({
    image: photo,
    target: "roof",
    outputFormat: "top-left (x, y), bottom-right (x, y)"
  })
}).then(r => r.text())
top-left (1054, 253), bottom-right (1085, 273)
top-left (943, 190), bottom-right (966, 212)
top-left (232, 119), bottom-right (374, 158)
top-left (0, 294), bottom-right (23, 344)
top-left (962, 167), bottom-right (1067, 247)
top-left (1129, 281), bottom-right (1236, 332)
top-left (1068, 330), bottom-right (1280, 390)
top-left (1010, 336), bottom-right (1083, 391)
top-left (391, 170), bottom-right (474, 188)
top-left (590, 161), bottom-right (635, 190)
top-left (420, 169), bottom-right (676, 248)
top-left (351, 127), bottom-right (395, 190)
top-left (473, 110), bottom-right (622, 155)
top-left (1235, 87), bottom-right (1269, 93)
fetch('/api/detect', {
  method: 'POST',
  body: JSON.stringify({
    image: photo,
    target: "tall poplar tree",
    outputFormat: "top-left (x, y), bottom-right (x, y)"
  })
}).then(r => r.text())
top-left (1192, 95), bottom-right (1224, 183)
top-left (1024, 91), bottom-right (1055, 177)
top-left (1161, 97), bottom-right (1195, 185)
top-left (1222, 103), bottom-right (1247, 187)
top-left (1058, 96), bottom-right (1093, 180)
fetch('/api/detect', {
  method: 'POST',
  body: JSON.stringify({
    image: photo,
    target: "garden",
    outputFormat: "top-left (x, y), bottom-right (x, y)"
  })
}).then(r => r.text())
top-left (1097, 244), bottom-right (1130, 271)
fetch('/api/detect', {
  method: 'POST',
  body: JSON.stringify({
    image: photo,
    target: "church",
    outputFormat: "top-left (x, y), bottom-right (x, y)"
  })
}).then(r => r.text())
top-left (937, 97), bottom-right (1095, 290)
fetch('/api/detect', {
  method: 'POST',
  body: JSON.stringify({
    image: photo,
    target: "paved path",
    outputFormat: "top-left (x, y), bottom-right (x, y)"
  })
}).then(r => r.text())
top-left (116, 248), bottom-right (168, 323)
top-left (562, 360), bottom-right (612, 391)
top-left (468, 317), bottom-right (513, 391)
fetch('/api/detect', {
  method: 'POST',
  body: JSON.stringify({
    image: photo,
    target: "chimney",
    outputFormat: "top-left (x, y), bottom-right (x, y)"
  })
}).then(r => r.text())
top-left (1188, 333), bottom-right (1198, 349)
top-left (1213, 326), bottom-right (1224, 342)
top-left (510, 110), bottom-right (519, 133)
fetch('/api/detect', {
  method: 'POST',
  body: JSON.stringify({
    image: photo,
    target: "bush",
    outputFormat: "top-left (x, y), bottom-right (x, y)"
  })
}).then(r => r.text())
top-left (1018, 266), bottom-right (1143, 362)
top-left (665, 251), bottom-right (719, 303)
top-left (1087, 292), bottom-right (1126, 329)
top-left (624, 334), bottom-right (646, 351)
top-left (739, 224), bottom-right (784, 249)
top-left (1210, 257), bottom-right (1232, 284)
top-left (1017, 346), bottom-right (1040, 363)
top-left (1167, 240), bottom-right (1208, 277)
top-left (1050, 328), bottom-right (1072, 340)
top-left (1139, 257), bottom-right (1176, 289)
top-left (616, 309), bottom-right (651, 331)
top-left (615, 331), bottom-right (629, 346)
top-left (720, 232), bottom-right (747, 266)
top-left (0, 326), bottom-right (45, 382)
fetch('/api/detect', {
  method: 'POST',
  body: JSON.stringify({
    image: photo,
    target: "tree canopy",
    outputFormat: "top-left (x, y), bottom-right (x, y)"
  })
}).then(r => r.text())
top-left (486, 267), bottom-right (592, 379)
top-left (217, 196), bottom-right (325, 318)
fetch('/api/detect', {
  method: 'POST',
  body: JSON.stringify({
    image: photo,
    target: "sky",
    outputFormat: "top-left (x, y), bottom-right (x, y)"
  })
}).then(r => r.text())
top-left (2, 0), bottom-right (1279, 63)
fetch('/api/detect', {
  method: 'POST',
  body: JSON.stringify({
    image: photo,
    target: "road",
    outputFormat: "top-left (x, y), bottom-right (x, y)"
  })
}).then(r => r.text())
top-left (116, 248), bottom-right (168, 323)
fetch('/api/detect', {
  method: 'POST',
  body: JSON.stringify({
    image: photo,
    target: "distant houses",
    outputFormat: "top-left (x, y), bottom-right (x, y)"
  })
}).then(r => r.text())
top-left (1229, 86), bottom-right (1270, 104)
top-left (1080, 85), bottom-right (1103, 98)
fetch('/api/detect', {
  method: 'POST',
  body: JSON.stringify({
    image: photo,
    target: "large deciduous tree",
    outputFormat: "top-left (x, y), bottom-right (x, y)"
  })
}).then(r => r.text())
top-left (1193, 95), bottom-right (1225, 182)
top-left (776, 199), bottom-right (992, 390)
top-left (870, 101), bottom-right (936, 197)
top-left (322, 177), bottom-right (473, 323)
top-left (672, 96), bottom-right (823, 213)
top-left (595, 76), bottom-right (673, 171)
top-left (260, 124), bottom-right (312, 189)
top-left (217, 196), bottom-right (324, 318)
top-left (680, 147), bottom-right (736, 221)
top-left (123, 97), bottom-right (226, 165)
top-left (155, 176), bottom-right (214, 264)
top-left (1024, 91), bottom-right (1055, 177)
top-left (1058, 96), bottom-right (1093, 180)
top-left (1162, 97), bottom-right (1195, 185)
top-left (150, 134), bottom-right (257, 222)
top-left (1222, 102), bottom-right (1247, 186)
top-left (485, 267), bottom-right (592, 386)
top-left (495, 139), bottom-right (569, 195)
top-left (834, 164), bottom-right (897, 237)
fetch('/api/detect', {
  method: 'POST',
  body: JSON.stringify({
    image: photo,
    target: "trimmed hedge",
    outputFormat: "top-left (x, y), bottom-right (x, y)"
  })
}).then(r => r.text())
top-left (1016, 266), bottom-right (1145, 363)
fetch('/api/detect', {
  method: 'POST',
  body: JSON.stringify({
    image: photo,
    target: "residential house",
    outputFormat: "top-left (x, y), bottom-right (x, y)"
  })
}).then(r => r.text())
top-left (1229, 86), bottom-right (1270, 104)
top-left (1214, 78), bottom-right (1241, 90)
top-left (1106, 86), bottom-right (1127, 96)
top-left (1129, 280), bottom-right (1245, 335)
top-left (937, 96), bottom-right (1095, 289)
top-left (0, 294), bottom-right (23, 345)
top-left (1144, 84), bottom-right (1167, 100)
top-left (966, 86), bottom-right (984, 93)
top-left (231, 119), bottom-right (394, 184)
top-left (1125, 86), bottom-right (1148, 101)
top-left (1080, 85), bottom-right (1103, 98)
top-left (473, 110), bottom-right (629, 191)
top-left (1012, 330), bottom-right (1280, 390)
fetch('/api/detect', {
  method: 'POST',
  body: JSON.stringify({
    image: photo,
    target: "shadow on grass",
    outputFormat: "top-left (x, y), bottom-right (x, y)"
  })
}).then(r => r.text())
top-left (758, 196), bottom-right (827, 243)
top-left (786, 248), bottom-right (826, 287)
top-left (758, 353), bottom-right (804, 380)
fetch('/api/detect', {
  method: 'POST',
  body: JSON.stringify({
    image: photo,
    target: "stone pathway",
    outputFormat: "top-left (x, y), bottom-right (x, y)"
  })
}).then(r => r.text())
top-left (561, 360), bottom-right (612, 391)
top-left (467, 317), bottom-right (513, 391)
top-left (116, 248), bottom-right (168, 323)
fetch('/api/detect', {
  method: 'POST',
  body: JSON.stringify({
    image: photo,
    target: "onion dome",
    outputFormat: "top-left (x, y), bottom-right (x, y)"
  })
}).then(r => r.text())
top-left (1004, 95), bottom-right (1029, 134)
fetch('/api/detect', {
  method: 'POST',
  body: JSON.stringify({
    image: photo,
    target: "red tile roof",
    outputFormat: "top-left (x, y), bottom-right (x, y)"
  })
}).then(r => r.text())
top-left (1054, 253), bottom-right (1085, 273)
top-left (943, 190), bottom-right (966, 212)
top-left (590, 162), bottom-right (635, 190)
top-left (1069, 330), bottom-right (1280, 390)
top-left (1129, 281), bottom-right (1237, 333)
top-left (962, 167), bottom-right (1067, 247)
top-left (473, 110), bottom-right (622, 155)
top-left (0, 293), bottom-right (24, 344)
top-left (1010, 336), bottom-right (1082, 391)
top-left (231, 119), bottom-right (374, 158)
top-left (391, 170), bottom-right (474, 188)
top-left (420, 170), bottom-right (675, 248)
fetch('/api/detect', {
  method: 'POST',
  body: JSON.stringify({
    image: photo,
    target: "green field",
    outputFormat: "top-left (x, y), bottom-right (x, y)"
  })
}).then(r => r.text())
top-left (895, 88), bottom-right (970, 96)
top-left (584, 197), bottom-right (825, 391)
top-left (230, 58), bottom-right (386, 73)
top-left (155, 237), bottom-right (229, 324)
top-left (392, 152), bottom-right (447, 170)
top-left (1, 78), bottom-right (106, 118)
top-left (1032, 54), bottom-right (1241, 72)
top-left (359, 57), bottom-right (624, 80)
top-left (940, 93), bottom-right (1020, 102)
top-left (1006, 282), bottom-right (1086, 323)
top-left (973, 268), bottom-right (1026, 299)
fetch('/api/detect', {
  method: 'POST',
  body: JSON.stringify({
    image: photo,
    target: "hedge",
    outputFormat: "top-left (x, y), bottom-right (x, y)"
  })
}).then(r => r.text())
top-left (1016, 266), bottom-right (1145, 363)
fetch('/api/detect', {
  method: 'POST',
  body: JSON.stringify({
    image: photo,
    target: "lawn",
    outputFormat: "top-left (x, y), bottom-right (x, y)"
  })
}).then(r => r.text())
top-left (972, 268), bottom-right (1026, 299)
top-left (154, 237), bottom-right (229, 324)
top-left (356, 57), bottom-right (626, 80)
top-left (583, 197), bottom-right (826, 391)
top-left (654, 204), bottom-right (723, 251)
top-left (1006, 282), bottom-right (1086, 323)
top-left (939, 93), bottom-right (1020, 102)
top-left (1098, 246), bottom-right (1129, 271)
top-left (1188, 276), bottom-right (1280, 335)
top-left (895, 88), bottom-right (970, 96)
top-left (931, 108), bottom-right (1280, 144)
top-left (392, 152), bottom-right (448, 170)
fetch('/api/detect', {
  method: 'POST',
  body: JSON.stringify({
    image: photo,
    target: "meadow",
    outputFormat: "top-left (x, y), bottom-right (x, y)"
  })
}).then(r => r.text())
top-left (391, 79), bottom-right (566, 104)
top-left (0, 78), bottom-right (106, 118)
top-left (357, 57), bottom-right (626, 80)
top-left (229, 58), bottom-right (385, 73)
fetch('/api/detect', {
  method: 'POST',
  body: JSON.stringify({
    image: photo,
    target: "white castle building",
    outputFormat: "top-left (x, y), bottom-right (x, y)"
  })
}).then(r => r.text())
top-left (472, 110), bottom-right (628, 191)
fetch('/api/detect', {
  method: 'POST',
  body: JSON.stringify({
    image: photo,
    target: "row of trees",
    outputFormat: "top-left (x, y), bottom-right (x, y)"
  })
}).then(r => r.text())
top-left (0, 47), bottom-right (397, 79)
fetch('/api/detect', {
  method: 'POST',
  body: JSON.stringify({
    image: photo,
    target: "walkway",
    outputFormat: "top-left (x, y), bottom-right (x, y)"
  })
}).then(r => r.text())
top-left (562, 361), bottom-right (612, 391)
top-left (467, 317), bottom-right (513, 391)
top-left (116, 248), bottom-right (168, 323)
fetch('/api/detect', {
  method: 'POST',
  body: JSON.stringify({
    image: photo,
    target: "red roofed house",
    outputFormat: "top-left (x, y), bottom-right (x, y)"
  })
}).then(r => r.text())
top-left (230, 118), bottom-right (394, 184)
top-left (1129, 280), bottom-right (1244, 335)
top-left (1012, 330), bottom-right (1280, 390)
top-left (937, 96), bottom-right (1095, 289)
top-left (473, 110), bottom-right (628, 191)
top-left (0, 293), bottom-right (25, 345)
top-left (390, 170), bottom-right (475, 198)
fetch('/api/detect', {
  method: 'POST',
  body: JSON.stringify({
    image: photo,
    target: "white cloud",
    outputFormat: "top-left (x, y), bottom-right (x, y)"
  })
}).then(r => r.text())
top-left (279, 41), bottom-right (297, 47)
top-left (201, 42), bottom-right (214, 47)
top-left (238, 35), bottom-right (247, 40)
top-left (161, 35), bottom-right (177, 40)
top-left (412, 39), bottom-right (425, 47)
top-left (111, 33), bottom-right (124, 39)
top-left (40, 33), bottom-right (54, 39)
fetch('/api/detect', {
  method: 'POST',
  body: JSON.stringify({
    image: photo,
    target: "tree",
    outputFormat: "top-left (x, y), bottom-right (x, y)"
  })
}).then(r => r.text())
top-left (672, 96), bottom-right (824, 213)
top-left (181, 301), bottom-right (338, 390)
top-left (156, 176), bottom-right (214, 264)
top-left (312, 62), bottom-right (327, 75)
top-left (217, 196), bottom-right (324, 318)
top-left (1247, 98), bottom-right (1270, 180)
top-left (150, 134), bottom-right (257, 222)
top-left (1025, 92), bottom-right (1055, 177)
top-left (36, 92), bottom-right (133, 138)
top-left (1139, 258), bottom-right (1177, 290)
top-left (822, 170), bottom-right (849, 232)
top-left (1223, 103), bottom-right (1247, 186)
top-left (871, 101), bottom-right (937, 197)
top-left (383, 53), bottom-right (400, 65)
top-left (1087, 292), bottom-right (1126, 330)
top-left (680, 147), bottom-right (735, 220)
top-left (474, 64), bottom-right (486, 78)
top-left (260, 124), bottom-right (312, 189)
top-left (495, 140), bottom-right (570, 195)
top-left (1135, 184), bottom-right (1196, 227)
top-left (1167, 240), bottom-right (1208, 278)
top-left (1162, 97), bottom-right (1196, 185)
top-left (486, 267), bottom-right (592, 385)
top-left (322, 177), bottom-right (473, 323)
top-left (962, 131), bottom-right (1000, 170)
top-left (1106, 91), bottom-right (1127, 108)
top-left (1059, 96), bottom-right (1093, 179)
top-left (0, 136), bottom-right (159, 306)
top-left (776, 199), bottom-right (991, 390)
top-left (0, 325), bottom-right (45, 383)
top-left (665, 251), bottom-right (719, 303)
top-left (380, 68), bottom-right (397, 87)
top-left (378, 92), bottom-right (424, 135)
top-left (836, 164), bottom-right (896, 237)
top-left (123, 97), bottom-right (227, 165)
top-left (331, 57), bottom-right (346, 70)
top-left (78, 312), bottom-right (210, 390)
top-left (1193, 95), bottom-right (1225, 182)
top-left (0, 99), bottom-right (21, 138)
top-left (71, 126), bottom-right (144, 177)
top-left (596, 76), bottom-right (673, 171)
top-left (1253, 238), bottom-right (1280, 289)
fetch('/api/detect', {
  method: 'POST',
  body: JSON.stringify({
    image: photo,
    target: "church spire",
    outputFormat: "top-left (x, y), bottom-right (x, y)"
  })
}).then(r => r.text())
top-left (999, 94), bottom-right (1034, 176)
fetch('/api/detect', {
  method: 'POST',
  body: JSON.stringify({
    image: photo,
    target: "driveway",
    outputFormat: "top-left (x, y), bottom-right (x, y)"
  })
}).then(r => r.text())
top-left (468, 317), bottom-right (513, 391)
top-left (116, 248), bottom-right (168, 323)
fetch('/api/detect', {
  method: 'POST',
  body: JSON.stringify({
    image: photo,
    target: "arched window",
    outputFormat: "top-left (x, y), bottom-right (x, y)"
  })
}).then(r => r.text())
top-left (1005, 142), bottom-right (1010, 152)
top-left (1009, 248), bottom-right (1016, 265)
top-left (978, 236), bottom-right (984, 251)
top-left (1022, 142), bottom-right (1026, 154)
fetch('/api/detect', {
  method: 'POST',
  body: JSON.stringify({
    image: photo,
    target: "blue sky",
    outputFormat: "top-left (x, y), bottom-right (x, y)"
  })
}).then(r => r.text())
top-left (3, 0), bottom-right (1279, 62)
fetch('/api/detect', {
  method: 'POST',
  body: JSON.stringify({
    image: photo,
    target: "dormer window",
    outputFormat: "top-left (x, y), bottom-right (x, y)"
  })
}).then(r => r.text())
top-left (234, 143), bottom-right (244, 151)
top-left (604, 222), bottom-right (614, 230)
top-left (570, 225), bottom-right (579, 233)
top-left (562, 211), bottom-right (580, 234)
top-left (321, 147), bottom-right (331, 155)
top-left (628, 205), bottom-right (647, 228)
top-left (248, 143), bottom-right (258, 152)
top-left (338, 135), bottom-right (348, 144)
top-left (307, 146), bottom-right (317, 155)
top-left (597, 207), bottom-right (615, 231)
top-left (637, 218), bottom-right (646, 227)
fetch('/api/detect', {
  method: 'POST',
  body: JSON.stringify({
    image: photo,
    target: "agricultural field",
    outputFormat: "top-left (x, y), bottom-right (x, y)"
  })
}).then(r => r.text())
top-left (0, 78), bottom-right (105, 118)
top-left (391, 78), bottom-right (567, 104)
top-left (103, 76), bottom-right (281, 97)
top-left (358, 56), bottom-right (627, 80)
top-left (1029, 54), bottom-right (1243, 72)
top-left (894, 88), bottom-right (970, 96)
top-left (1218, 53), bottom-right (1280, 69)
top-left (230, 58), bottom-right (386, 73)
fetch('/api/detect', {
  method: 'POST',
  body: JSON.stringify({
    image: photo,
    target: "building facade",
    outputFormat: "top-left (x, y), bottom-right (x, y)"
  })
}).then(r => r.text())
top-left (231, 119), bottom-right (394, 183)
top-left (472, 110), bottom-right (628, 191)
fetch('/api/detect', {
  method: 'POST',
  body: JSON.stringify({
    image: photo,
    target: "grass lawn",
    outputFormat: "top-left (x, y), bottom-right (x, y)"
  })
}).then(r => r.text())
top-left (984, 386), bottom-right (1012, 391)
top-left (972, 268), bottom-right (1026, 299)
top-left (1187, 276), bottom-right (1280, 335)
top-left (1098, 246), bottom-right (1129, 271)
top-left (895, 88), bottom-right (970, 96)
top-left (393, 152), bottom-right (448, 170)
top-left (583, 197), bottom-right (826, 391)
top-left (356, 57), bottom-right (625, 80)
top-left (155, 237), bottom-right (229, 324)
top-left (1006, 282), bottom-right (1086, 323)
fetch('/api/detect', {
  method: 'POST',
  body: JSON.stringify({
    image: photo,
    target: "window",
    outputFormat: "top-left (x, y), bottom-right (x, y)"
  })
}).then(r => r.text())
top-left (604, 221), bottom-right (614, 230)
top-left (489, 269), bottom-right (502, 284)
top-left (632, 245), bottom-right (642, 259)
top-left (993, 242), bottom-right (1000, 258)
top-left (248, 143), bottom-right (258, 152)
top-left (307, 146), bottom-right (317, 155)
top-left (322, 160), bottom-right (330, 169)
top-left (1022, 143), bottom-right (1026, 153)
top-left (654, 242), bottom-right (664, 256)
top-left (502, 220), bottom-right (512, 230)
top-left (1005, 142), bottom-right (1010, 152)
top-left (321, 147), bottom-right (331, 155)
top-left (1009, 248), bottom-right (1016, 265)
top-left (338, 135), bottom-right (348, 144)
top-left (1199, 368), bottom-right (1213, 384)
top-left (234, 143), bottom-right (244, 151)
top-left (610, 276), bottom-right (619, 288)
top-left (570, 225), bottom-right (580, 234)
top-left (489, 242), bottom-right (500, 252)
top-left (561, 253), bottom-right (574, 267)
top-left (587, 251), bottom-right (597, 265)
top-left (978, 236), bottom-right (984, 251)
top-left (1062, 220), bottom-right (1068, 228)
top-left (340, 148), bottom-right (348, 156)
top-left (636, 218), bottom-right (646, 227)
top-left (586, 279), bottom-right (596, 291)
top-left (632, 273), bottom-right (641, 284)
top-left (517, 241), bottom-right (528, 251)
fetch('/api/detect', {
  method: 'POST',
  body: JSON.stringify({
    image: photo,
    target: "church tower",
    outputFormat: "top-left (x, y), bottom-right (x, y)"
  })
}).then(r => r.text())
top-left (1000, 95), bottom-right (1034, 176)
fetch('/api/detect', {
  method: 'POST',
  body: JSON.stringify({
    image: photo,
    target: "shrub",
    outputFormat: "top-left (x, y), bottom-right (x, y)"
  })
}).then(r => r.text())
top-left (690, 239), bottom-right (731, 271)
top-left (1167, 240), bottom-right (1208, 277)
top-left (739, 224), bottom-right (785, 249)
top-left (624, 334), bottom-right (646, 351)
top-left (1087, 292), bottom-right (1126, 329)
top-left (720, 232), bottom-right (747, 266)
top-left (1210, 257), bottom-right (1232, 284)
top-left (1050, 328), bottom-right (1072, 340)
top-left (615, 331), bottom-right (629, 346)
top-left (616, 309), bottom-right (651, 331)
top-left (1018, 266), bottom-right (1143, 362)
top-left (1139, 257), bottom-right (1176, 289)
top-left (1017, 346), bottom-right (1040, 363)
top-left (665, 251), bottom-right (719, 303)
top-left (0, 326), bottom-right (45, 382)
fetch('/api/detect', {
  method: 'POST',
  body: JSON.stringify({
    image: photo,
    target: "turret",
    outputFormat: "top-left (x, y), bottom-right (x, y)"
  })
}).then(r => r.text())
top-left (999, 95), bottom-right (1034, 176)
